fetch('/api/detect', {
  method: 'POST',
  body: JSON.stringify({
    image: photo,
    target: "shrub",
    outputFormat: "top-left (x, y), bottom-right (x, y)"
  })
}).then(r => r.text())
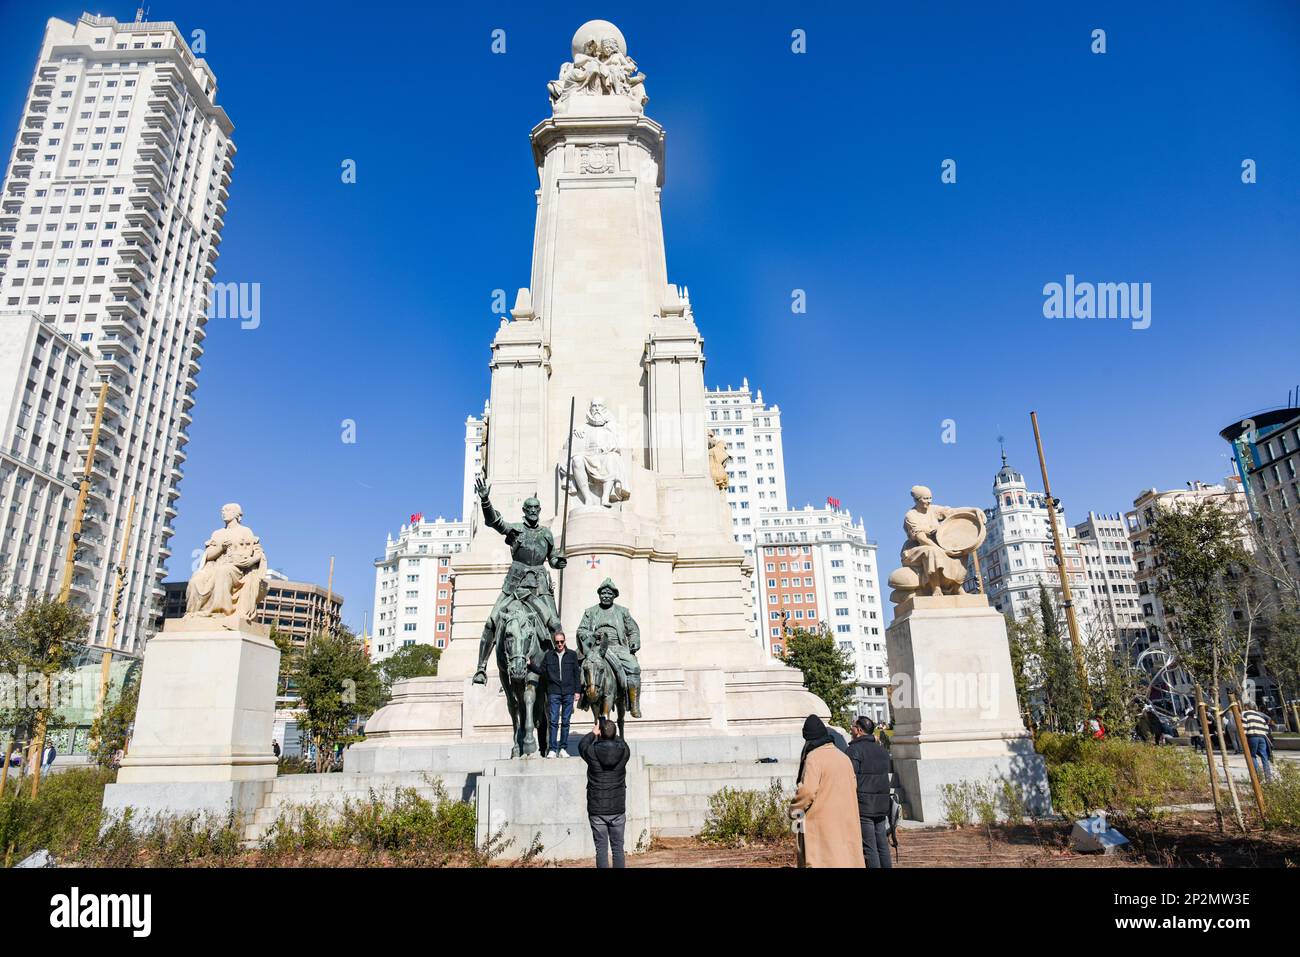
top-left (0, 768), bottom-right (115, 864)
top-left (1261, 762), bottom-right (1300, 828)
top-left (940, 781), bottom-right (974, 826)
top-left (1038, 735), bottom-right (1201, 819)
top-left (260, 779), bottom-right (478, 863)
top-left (699, 781), bottom-right (790, 846)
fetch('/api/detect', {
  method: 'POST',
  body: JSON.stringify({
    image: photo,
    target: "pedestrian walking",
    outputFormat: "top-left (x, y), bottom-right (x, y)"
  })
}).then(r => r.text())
top-left (789, 714), bottom-right (865, 868)
top-left (846, 716), bottom-right (893, 869)
top-left (578, 718), bottom-right (631, 868)
top-left (1241, 701), bottom-right (1274, 780)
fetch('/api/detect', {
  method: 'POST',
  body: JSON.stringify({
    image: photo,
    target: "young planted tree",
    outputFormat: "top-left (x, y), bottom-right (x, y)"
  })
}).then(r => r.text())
top-left (88, 666), bottom-right (140, 769)
top-left (1005, 611), bottom-right (1043, 726)
top-left (1037, 584), bottom-right (1085, 733)
top-left (0, 595), bottom-right (88, 782)
top-left (1150, 500), bottom-right (1250, 828)
top-left (295, 627), bottom-right (382, 772)
top-left (780, 624), bottom-right (856, 730)
top-left (1258, 609), bottom-right (1300, 729)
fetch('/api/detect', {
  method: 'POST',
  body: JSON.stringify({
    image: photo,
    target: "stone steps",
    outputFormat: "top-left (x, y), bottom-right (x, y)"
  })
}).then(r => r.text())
top-left (647, 760), bottom-right (796, 835)
top-left (244, 771), bottom-right (473, 843)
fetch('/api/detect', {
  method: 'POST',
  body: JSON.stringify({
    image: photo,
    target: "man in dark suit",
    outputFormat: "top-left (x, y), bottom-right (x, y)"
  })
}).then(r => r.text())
top-left (540, 631), bottom-right (580, 756)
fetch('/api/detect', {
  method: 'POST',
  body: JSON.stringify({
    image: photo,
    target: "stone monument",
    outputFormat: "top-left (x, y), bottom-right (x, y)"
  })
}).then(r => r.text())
top-left (103, 504), bottom-right (280, 825)
top-left (882, 487), bottom-right (1051, 822)
top-left (352, 19), bottom-right (829, 775)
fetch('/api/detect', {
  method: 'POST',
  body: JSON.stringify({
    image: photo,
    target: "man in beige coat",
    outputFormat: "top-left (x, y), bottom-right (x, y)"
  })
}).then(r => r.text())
top-left (790, 714), bottom-right (866, 868)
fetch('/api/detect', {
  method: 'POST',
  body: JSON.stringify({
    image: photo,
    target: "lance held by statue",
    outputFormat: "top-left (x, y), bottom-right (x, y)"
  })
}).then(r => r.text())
top-left (576, 578), bottom-right (643, 730)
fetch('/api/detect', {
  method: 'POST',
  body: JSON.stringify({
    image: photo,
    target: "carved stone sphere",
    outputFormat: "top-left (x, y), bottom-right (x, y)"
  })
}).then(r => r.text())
top-left (572, 19), bottom-right (626, 58)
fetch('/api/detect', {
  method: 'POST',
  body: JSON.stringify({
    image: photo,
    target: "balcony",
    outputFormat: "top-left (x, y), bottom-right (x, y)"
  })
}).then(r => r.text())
top-left (137, 144), bottom-right (165, 165)
top-left (121, 224), bottom-right (154, 248)
top-left (144, 108), bottom-right (175, 132)
top-left (148, 85), bottom-right (179, 111)
top-left (107, 297), bottom-right (144, 323)
top-left (178, 408), bottom-right (192, 428)
top-left (94, 355), bottom-right (131, 379)
top-left (126, 205), bottom-right (159, 232)
top-left (114, 255), bottom-right (147, 279)
top-left (132, 167), bottom-right (166, 194)
top-left (110, 276), bottom-right (146, 300)
top-left (101, 312), bottom-right (139, 338)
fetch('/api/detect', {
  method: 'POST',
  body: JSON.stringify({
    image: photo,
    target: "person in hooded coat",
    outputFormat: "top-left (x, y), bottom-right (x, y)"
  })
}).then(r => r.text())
top-left (789, 714), bottom-right (866, 868)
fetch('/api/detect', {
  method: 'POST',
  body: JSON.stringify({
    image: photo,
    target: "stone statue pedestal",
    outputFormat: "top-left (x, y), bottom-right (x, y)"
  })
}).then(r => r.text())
top-left (885, 596), bottom-right (1050, 823)
top-left (102, 618), bottom-right (280, 826)
top-left (474, 755), bottom-right (650, 862)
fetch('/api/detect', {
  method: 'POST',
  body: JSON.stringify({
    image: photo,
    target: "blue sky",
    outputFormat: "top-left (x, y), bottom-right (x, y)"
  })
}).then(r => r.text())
top-left (2, 2), bottom-right (1297, 632)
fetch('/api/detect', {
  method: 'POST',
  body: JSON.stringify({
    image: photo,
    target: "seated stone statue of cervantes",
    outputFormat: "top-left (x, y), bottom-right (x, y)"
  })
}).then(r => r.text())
top-left (185, 503), bottom-right (268, 624)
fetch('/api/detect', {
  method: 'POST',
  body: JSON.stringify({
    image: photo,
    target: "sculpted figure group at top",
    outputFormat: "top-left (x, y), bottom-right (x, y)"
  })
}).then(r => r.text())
top-left (548, 22), bottom-right (648, 111)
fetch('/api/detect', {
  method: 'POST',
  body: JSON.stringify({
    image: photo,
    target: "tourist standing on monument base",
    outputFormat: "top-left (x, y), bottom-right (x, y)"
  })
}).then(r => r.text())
top-left (790, 715), bottom-right (865, 868)
top-left (578, 719), bottom-right (632, 867)
top-left (847, 717), bottom-right (893, 869)
top-left (538, 632), bottom-right (580, 757)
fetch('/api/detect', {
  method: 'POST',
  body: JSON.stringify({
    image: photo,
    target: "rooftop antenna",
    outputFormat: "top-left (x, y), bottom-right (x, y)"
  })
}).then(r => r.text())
top-left (134, 6), bottom-right (147, 22)
top-left (996, 433), bottom-right (1007, 467)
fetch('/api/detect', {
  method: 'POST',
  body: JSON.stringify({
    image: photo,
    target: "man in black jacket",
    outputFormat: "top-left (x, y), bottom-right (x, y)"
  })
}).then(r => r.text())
top-left (578, 718), bottom-right (631, 868)
top-left (537, 632), bottom-right (580, 757)
top-left (846, 716), bottom-right (893, 869)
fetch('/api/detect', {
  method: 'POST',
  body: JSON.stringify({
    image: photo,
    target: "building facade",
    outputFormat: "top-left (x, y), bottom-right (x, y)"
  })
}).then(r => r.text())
top-left (1072, 511), bottom-right (1145, 649)
top-left (160, 569), bottom-right (343, 646)
top-left (0, 14), bottom-right (234, 653)
top-left (1125, 478), bottom-right (1252, 710)
top-left (705, 380), bottom-right (788, 642)
top-left (370, 516), bottom-right (470, 662)
top-left (976, 456), bottom-right (1096, 632)
top-left (1221, 406), bottom-right (1300, 587)
top-left (0, 310), bottom-right (94, 598)
top-left (756, 505), bottom-right (888, 721)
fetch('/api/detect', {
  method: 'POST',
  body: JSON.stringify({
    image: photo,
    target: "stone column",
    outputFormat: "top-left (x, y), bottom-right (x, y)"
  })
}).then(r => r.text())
top-left (102, 618), bottom-right (280, 825)
top-left (885, 595), bottom-right (1051, 823)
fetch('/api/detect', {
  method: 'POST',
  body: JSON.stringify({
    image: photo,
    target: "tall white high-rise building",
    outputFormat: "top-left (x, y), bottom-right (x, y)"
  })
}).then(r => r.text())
top-left (755, 505), bottom-right (887, 720)
top-left (0, 14), bottom-right (234, 652)
top-left (370, 516), bottom-right (471, 662)
top-left (706, 380), bottom-right (788, 641)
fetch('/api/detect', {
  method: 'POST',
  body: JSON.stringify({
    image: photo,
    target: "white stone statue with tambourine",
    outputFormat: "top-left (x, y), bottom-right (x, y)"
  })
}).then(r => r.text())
top-left (887, 485), bottom-right (986, 606)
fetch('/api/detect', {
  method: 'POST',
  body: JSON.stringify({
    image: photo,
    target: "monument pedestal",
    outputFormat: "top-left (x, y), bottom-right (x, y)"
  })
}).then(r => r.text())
top-left (885, 596), bottom-right (1050, 823)
top-left (474, 755), bottom-right (650, 862)
top-left (103, 619), bottom-right (280, 825)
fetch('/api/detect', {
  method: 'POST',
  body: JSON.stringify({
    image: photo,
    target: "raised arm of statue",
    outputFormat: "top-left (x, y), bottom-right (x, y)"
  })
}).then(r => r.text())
top-left (475, 476), bottom-right (506, 534)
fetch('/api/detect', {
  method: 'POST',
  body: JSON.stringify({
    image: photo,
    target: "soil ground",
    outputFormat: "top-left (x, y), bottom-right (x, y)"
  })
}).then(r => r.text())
top-left (546, 813), bottom-right (1300, 868)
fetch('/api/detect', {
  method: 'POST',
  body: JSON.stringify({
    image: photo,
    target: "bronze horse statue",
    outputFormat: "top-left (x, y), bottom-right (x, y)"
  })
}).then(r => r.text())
top-left (493, 596), bottom-right (548, 757)
top-left (580, 636), bottom-right (627, 741)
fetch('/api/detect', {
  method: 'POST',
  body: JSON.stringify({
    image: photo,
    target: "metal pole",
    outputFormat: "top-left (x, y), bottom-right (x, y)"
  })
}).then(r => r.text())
top-left (91, 495), bottom-right (135, 751)
top-left (33, 381), bottom-right (109, 798)
top-left (1029, 411), bottom-right (1091, 713)
top-left (0, 735), bottom-right (12, 795)
top-left (557, 397), bottom-right (576, 620)
top-left (1229, 694), bottom-right (1268, 826)
top-left (59, 381), bottom-right (108, 603)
